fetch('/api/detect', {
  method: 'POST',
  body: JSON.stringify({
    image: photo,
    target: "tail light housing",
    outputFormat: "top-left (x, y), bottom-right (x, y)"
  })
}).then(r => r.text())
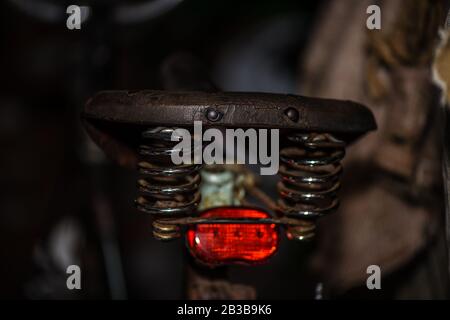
top-left (186, 207), bottom-right (279, 266)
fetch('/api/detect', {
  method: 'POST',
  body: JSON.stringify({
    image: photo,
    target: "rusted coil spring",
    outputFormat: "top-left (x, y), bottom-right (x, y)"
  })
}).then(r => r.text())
top-left (278, 133), bottom-right (345, 241)
top-left (136, 129), bottom-right (344, 241)
top-left (135, 127), bottom-right (202, 240)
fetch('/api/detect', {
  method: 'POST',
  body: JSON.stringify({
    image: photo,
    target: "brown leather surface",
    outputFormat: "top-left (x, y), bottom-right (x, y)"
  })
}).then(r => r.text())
top-left (83, 90), bottom-right (376, 134)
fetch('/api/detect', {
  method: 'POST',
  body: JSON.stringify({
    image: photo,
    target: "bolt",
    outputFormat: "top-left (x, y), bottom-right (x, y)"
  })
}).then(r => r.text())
top-left (206, 108), bottom-right (222, 122)
top-left (284, 107), bottom-right (299, 122)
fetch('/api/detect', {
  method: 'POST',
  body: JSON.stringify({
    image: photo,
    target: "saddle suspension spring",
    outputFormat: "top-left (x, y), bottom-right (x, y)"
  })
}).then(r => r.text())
top-left (136, 127), bottom-right (345, 242)
top-left (135, 127), bottom-right (202, 240)
top-left (277, 132), bottom-right (345, 241)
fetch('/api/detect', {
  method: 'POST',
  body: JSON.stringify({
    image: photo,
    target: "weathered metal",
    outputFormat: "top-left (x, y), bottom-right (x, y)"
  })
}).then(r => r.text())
top-left (82, 90), bottom-right (376, 174)
top-left (82, 91), bottom-right (376, 241)
top-left (83, 90), bottom-right (375, 133)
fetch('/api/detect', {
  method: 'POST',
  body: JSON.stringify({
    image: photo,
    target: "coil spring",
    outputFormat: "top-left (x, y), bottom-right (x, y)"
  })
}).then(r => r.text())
top-left (135, 127), bottom-right (202, 240)
top-left (278, 133), bottom-right (345, 241)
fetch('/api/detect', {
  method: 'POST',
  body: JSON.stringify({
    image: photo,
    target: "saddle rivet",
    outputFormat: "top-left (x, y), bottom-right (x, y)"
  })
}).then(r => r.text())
top-left (206, 108), bottom-right (222, 122)
top-left (284, 107), bottom-right (299, 122)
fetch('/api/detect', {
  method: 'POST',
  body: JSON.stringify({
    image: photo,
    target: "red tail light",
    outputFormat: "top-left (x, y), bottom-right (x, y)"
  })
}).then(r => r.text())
top-left (186, 207), bottom-right (279, 266)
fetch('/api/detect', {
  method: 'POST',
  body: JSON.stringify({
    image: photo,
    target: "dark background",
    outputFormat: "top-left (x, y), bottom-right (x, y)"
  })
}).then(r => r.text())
top-left (1, 0), bottom-right (448, 300)
top-left (0, 0), bottom-right (324, 299)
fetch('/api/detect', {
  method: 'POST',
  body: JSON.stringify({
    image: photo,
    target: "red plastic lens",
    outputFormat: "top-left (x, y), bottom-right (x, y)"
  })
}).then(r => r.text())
top-left (187, 207), bottom-right (279, 266)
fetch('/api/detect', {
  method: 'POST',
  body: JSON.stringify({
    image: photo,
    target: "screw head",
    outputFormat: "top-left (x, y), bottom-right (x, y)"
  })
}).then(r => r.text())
top-left (206, 108), bottom-right (222, 122)
top-left (284, 107), bottom-right (299, 122)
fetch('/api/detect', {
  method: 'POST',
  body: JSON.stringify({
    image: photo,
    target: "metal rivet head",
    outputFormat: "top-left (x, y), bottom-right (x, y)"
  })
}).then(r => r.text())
top-left (206, 108), bottom-right (222, 122)
top-left (284, 107), bottom-right (299, 122)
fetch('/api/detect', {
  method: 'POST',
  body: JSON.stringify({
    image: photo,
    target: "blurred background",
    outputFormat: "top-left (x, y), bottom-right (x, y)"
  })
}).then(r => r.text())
top-left (1, 0), bottom-right (449, 299)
